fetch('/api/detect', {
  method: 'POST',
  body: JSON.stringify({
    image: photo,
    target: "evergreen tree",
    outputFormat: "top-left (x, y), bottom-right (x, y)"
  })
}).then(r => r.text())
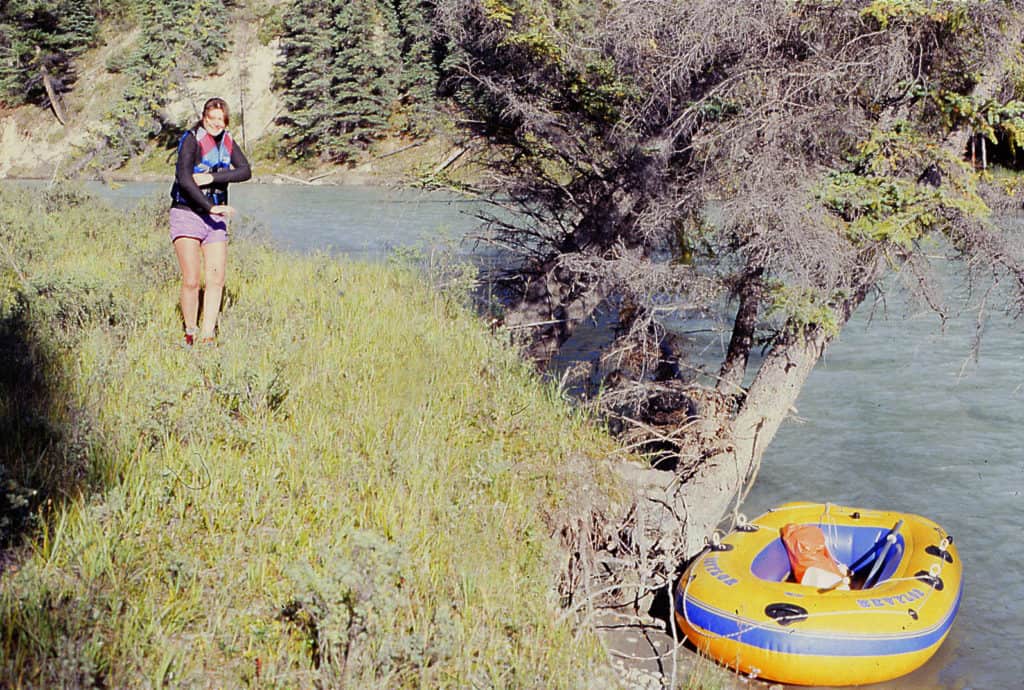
top-left (391, 0), bottom-right (439, 134)
top-left (328, 0), bottom-right (399, 158)
top-left (86, 0), bottom-right (233, 169)
top-left (273, 0), bottom-right (449, 161)
top-left (275, 0), bottom-right (401, 163)
top-left (0, 0), bottom-right (99, 107)
top-left (274, 0), bottom-right (337, 158)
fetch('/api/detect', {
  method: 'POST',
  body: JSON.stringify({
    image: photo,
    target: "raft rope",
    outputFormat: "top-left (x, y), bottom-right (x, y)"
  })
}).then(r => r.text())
top-left (679, 566), bottom-right (946, 642)
top-left (678, 522), bottom-right (949, 641)
top-left (818, 503), bottom-right (854, 585)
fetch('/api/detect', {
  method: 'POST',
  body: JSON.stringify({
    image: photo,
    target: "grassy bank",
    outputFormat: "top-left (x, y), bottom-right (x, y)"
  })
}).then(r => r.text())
top-left (0, 185), bottom-right (623, 688)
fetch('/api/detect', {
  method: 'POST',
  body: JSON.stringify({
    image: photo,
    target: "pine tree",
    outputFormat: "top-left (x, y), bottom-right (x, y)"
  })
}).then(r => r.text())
top-left (391, 0), bottom-right (438, 135)
top-left (0, 0), bottom-right (98, 107)
top-left (275, 0), bottom-right (402, 163)
top-left (86, 0), bottom-right (234, 169)
top-left (272, 0), bottom-right (448, 160)
top-left (274, 0), bottom-right (337, 159)
top-left (327, 0), bottom-right (399, 160)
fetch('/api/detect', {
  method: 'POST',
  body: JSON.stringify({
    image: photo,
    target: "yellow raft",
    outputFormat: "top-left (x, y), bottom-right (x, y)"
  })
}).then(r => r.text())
top-left (674, 503), bottom-right (962, 686)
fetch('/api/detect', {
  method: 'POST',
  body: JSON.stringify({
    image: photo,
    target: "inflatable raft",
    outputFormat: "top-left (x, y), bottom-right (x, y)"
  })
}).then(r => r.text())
top-left (674, 503), bottom-right (962, 686)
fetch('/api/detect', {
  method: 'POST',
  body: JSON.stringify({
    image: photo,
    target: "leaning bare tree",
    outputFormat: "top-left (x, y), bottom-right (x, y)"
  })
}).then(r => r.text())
top-left (435, 1), bottom-right (1024, 557)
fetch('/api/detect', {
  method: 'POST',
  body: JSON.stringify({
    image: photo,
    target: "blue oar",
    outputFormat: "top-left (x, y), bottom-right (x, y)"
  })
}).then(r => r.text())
top-left (864, 519), bottom-right (903, 589)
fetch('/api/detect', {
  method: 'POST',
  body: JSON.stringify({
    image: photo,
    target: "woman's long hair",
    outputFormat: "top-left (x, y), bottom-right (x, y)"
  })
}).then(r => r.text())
top-left (192, 97), bottom-right (231, 133)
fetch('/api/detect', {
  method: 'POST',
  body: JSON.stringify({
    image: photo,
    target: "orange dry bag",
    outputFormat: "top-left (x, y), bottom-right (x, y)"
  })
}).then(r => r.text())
top-left (781, 523), bottom-right (844, 584)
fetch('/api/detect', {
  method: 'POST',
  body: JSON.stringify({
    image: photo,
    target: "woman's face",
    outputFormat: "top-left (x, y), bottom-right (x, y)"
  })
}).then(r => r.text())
top-left (203, 108), bottom-right (226, 136)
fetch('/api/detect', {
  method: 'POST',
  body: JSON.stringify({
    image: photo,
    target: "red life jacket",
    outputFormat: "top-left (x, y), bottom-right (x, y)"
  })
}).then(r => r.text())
top-left (190, 126), bottom-right (234, 173)
top-left (171, 127), bottom-right (234, 207)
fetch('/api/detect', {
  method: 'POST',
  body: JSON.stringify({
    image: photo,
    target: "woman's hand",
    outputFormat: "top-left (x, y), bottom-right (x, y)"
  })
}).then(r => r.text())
top-left (209, 204), bottom-right (236, 218)
top-left (193, 172), bottom-right (214, 186)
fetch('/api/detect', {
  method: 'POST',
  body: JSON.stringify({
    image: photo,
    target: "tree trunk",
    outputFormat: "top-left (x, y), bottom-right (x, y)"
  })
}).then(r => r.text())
top-left (677, 325), bottom-right (833, 555)
top-left (37, 54), bottom-right (66, 127)
top-left (717, 269), bottom-right (762, 395)
top-left (622, 253), bottom-right (883, 560)
top-left (498, 176), bottom-right (649, 366)
top-left (683, 245), bottom-right (887, 555)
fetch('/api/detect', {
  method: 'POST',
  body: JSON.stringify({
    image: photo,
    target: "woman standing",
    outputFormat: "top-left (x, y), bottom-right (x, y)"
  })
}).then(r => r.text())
top-left (170, 97), bottom-right (251, 346)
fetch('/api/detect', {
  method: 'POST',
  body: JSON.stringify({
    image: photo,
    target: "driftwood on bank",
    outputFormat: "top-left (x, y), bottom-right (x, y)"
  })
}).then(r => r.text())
top-left (432, 146), bottom-right (466, 175)
top-left (375, 141), bottom-right (423, 160)
top-left (274, 173), bottom-right (315, 186)
top-left (36, 46), bottom-right (66, 126)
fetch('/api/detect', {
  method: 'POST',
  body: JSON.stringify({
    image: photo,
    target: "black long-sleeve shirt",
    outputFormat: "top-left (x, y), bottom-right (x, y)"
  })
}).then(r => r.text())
top-left (172, 130), bottom-right (251, 214)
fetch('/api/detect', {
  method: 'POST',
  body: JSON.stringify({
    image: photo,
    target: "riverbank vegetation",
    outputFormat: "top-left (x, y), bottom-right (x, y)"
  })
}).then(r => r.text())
top-left (434, 0), bottom-right (1024, 557)
top-left (0, 184), bottom-right (625, 686)
top-left (0, 0), bottom-right (450, 176)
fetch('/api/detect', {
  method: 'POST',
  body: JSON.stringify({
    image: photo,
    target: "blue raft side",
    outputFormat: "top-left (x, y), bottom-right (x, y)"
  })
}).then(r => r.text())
top-left (677, 580), bottom-right (962, 658)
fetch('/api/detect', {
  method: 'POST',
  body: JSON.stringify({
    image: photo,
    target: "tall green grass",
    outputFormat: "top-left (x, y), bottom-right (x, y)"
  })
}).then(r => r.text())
top-left (0, 184), bottom-right (624, 688)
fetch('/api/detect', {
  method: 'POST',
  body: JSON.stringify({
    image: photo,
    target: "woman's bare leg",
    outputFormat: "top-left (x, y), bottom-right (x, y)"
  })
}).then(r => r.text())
top-left (199, 241), bottom-right (227, 338)
top-left (173, 237), bottom-right (203, 331)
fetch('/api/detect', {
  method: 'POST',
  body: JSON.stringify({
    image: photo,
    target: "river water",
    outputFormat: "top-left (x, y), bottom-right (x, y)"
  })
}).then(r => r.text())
top-left (742, 294), bottom-right (1023, 689)
top-left (11, 180), bottom-right (1022, 688)
top-left (63, 180), bottom-right (487, 257)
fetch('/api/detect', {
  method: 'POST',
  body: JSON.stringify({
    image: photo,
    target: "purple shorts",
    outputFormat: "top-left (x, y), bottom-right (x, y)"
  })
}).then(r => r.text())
top-left (169, 207), bottom-right (228, 245)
